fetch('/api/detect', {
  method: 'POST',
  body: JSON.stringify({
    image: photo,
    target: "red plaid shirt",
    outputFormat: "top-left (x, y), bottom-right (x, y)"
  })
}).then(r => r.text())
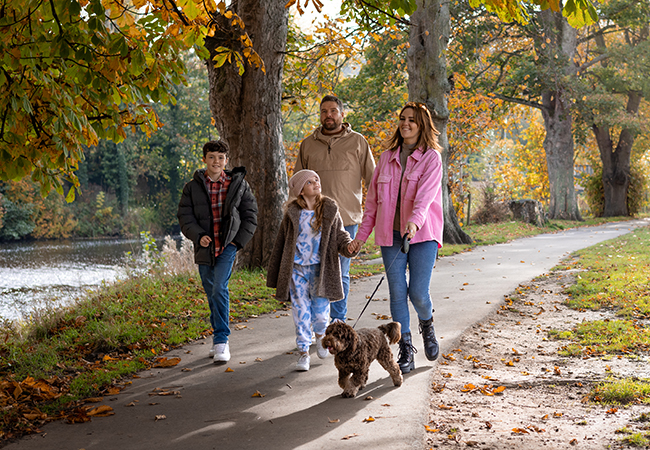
top-left (206, 171), bottom-right (231, 257)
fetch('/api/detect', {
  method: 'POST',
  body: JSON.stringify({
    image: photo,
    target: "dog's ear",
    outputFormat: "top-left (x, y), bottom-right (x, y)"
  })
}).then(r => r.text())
top-left (340, 323), bottom-right (359, 352)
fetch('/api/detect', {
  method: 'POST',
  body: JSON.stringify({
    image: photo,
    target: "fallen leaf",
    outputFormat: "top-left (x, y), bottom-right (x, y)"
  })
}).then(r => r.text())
top-left (512, 428), bottom-right (529, 434)
top-left (155, 415), bottom-right (166, 421)
top-left (181, 368), bottom-right (192, 372)
top-left (341, 433), bottom-right (360, 440)
top-left (364, 396), bottom-right (373, 400)
top-left (438, 404), bottom-right (453, 410)
top-left (225, 367), bottom-right (234, 372)
top-left (125, 402), bottom-right (137, 407)
top-left (424, 425), bottom-right (439, 432)
top-left (251, 390), bottom-right (266, 397)
top-left (606, 407), bottom-right (618, 414)
top-left (328, 417), bottom-right (340, 423)
top-left (363, 416), bottom-right (375, 422)
top-left (87, 405), bottom-right (114, 417)
top-left (569, 438), bottom-right (578, 445)
top-left (255, 357), bottom-right (263, 362)
top-left (153, 357), bottom-right (181, 368)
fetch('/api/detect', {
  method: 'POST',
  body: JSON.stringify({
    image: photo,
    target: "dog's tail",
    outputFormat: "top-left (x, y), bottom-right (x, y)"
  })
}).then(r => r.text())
top-left (378, 322), bottom-right (401, 345)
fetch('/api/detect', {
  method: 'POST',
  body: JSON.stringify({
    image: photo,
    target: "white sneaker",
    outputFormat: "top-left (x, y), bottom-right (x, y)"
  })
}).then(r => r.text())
top-left (209, 344), bottom-right (217, 358)
top-left (213, 342), bottom-right (230, 363)
top-left (296, 353), bottom-right (310, 371)
top-left (315, 335), bottom-right (329, 359)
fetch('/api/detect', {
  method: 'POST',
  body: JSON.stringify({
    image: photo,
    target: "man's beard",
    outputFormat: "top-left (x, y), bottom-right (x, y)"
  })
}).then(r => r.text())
top-left (322, 119), bottom-right (340, 131)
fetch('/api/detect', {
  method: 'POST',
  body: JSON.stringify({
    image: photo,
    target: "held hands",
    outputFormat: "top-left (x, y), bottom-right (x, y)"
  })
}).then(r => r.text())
top-left (348, 238), bottom-right (363, 254)
top-left (405, 222), bottom-right (418, 240)
top-left (199, 235), bottom-right (212, 247)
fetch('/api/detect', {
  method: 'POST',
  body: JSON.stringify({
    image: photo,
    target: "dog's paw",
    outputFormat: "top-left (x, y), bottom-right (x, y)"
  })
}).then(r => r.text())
top-left (341, 390), bottom-right (356, 398)
top-left (393, 374), bottom-right (403, 387)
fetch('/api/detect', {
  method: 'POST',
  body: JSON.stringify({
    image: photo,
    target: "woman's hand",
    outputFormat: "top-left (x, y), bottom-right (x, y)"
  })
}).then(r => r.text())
top-left (405, 222), bottom-right (418, 240)
top-left (348, 239), bottom-right (363, 254)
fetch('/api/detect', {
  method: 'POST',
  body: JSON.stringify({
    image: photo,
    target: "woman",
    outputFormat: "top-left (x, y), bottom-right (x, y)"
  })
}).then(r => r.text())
top-left (349, 102), bottom-right (443, 374)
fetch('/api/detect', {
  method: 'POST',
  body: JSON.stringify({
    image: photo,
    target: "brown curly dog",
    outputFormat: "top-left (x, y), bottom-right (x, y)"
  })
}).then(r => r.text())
top-left (322, 321), bottom-right (403, 398)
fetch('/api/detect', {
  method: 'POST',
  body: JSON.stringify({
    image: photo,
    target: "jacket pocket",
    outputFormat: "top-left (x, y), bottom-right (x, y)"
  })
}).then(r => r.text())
top-left (403, 171), bottom-right (423, 201)
top-left (377, 174), bottom-right (392, 204)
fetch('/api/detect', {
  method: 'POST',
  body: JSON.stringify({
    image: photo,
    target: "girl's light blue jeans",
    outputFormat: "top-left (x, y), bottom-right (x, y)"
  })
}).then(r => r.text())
top-left (290, 263), bottom-right (330, 352)
top-left (381, 230), bottom-right (438, 334)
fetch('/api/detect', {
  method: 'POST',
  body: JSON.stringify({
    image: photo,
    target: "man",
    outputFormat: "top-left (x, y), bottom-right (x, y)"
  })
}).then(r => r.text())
top-left (294, 95), bottom-right (375, 323)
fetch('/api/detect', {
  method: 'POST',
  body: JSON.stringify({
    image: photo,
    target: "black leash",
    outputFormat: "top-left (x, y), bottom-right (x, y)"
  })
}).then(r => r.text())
top-left (352, 234), bottom-right (410, 329)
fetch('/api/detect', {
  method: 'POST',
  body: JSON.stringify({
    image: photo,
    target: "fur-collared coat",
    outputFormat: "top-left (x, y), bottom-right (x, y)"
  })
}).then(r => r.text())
top-left (267, 196), bottom-right (356, 302)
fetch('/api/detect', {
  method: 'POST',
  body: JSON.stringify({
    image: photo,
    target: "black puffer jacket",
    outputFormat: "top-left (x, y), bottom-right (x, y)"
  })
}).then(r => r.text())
top-left (177, 167), bottom-right (258, 265)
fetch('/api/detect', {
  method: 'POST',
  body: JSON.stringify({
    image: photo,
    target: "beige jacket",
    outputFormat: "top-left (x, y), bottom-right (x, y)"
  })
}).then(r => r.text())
top-left (295, 123), bottom-right (375, 226)
top-left (266, 197), bottom-right (356, 302)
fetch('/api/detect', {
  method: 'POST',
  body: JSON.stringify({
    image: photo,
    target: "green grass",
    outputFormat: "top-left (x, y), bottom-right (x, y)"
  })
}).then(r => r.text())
top-left (0, 268), bottom-right (285, 440)
top-left (590, 378), bottom-right (650, 405)
top-left (562, 227), bottom-right (650, 316)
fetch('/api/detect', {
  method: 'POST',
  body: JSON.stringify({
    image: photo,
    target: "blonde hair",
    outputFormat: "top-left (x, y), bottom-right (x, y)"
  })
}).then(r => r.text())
top-left (288, 193), bottom-right (325, 231)
top-left (384, 102), bottom-right (442, 153)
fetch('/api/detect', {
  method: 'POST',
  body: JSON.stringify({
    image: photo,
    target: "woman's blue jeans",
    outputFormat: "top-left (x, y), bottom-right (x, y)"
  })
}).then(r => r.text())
top-left (381, 230), bottom-right (438, 334)
top-left (198, 243), bottom-right (237, 344)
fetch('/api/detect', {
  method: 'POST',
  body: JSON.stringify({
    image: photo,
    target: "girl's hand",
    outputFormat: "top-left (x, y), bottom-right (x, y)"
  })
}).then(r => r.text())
top-left (200, 235), bottom-right (212, 247)
top-left (405, 222), bottom-right (418, 240)
top-left (348, 239), bottom-right (363, 254)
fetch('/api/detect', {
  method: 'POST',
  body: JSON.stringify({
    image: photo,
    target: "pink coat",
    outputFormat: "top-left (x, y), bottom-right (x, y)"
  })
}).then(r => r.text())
top-left (356, 146), bottom-right (443, 248)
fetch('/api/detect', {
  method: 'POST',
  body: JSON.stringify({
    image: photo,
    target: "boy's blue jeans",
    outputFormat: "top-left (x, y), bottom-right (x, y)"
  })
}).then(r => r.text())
top-left (198, 243), bottom-right (237, 344)
top-left (381, 230), bottom-right (438, 334)
top-left (330, 224), bottom-right (358, 322)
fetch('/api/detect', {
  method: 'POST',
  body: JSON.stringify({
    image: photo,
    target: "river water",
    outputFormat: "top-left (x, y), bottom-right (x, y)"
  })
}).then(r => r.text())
top-left (0, 238), bottom-right (144, 323)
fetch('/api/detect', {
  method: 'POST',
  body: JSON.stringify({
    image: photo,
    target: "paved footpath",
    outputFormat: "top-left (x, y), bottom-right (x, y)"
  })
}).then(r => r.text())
top-left (7, 220), bottom-right (648, 450)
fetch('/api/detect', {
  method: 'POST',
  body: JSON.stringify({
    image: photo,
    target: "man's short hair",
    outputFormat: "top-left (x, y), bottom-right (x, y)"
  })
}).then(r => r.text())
top-left (203, 140), bottom-right (230, 158)
top-left (320, 95), bottom-right (344, 113)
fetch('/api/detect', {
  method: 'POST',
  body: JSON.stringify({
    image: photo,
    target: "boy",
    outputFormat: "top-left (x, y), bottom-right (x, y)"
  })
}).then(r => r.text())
top-left (178, 140), bottom-right (258, 363)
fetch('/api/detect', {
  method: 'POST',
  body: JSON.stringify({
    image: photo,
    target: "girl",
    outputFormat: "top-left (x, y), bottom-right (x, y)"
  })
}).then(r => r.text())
top-left (267, 170), bottom-right (357, 371)
top-left (349, 102), bottom-right (444, 374)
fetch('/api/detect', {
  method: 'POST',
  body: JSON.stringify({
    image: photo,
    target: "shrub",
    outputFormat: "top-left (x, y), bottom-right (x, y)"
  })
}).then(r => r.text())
top-left (472, 183), bottom-right (512, 224)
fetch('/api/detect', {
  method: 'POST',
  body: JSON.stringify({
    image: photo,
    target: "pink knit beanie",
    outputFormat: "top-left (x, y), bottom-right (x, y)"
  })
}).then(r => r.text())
top-left (289, 169), bottom-right (319, 199)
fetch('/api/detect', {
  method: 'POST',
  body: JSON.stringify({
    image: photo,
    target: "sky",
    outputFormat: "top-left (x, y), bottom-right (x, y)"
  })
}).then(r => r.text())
top-left (291, 0), bottom-right (343, 30)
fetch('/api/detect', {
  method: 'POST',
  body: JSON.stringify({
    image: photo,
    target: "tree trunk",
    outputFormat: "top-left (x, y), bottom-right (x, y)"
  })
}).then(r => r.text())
top-left (407, 0), bottom-right (472, 245)
top-left (592, 92), bottom-right (642, 217)
top-left (204, 0), bottom-right (288, 268)
top-left (537, 9), bottom-right (582, 221)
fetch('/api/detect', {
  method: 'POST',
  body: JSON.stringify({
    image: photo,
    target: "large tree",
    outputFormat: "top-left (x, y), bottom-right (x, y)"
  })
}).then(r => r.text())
top-left (204, 0), bottom-right (289, 268)
top-left (580, 0), bottom-right (650, 216)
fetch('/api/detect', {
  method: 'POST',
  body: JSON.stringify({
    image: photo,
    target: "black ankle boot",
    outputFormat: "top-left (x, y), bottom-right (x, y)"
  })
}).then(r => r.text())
top-left (397, 332), bottom-right (417, 374)
top-left (419, 317), bottom-right (439, 361)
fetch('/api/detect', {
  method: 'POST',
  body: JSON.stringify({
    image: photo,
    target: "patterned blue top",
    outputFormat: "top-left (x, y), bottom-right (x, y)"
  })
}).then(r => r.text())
top-left (294, 209), bottom-right (321, 265)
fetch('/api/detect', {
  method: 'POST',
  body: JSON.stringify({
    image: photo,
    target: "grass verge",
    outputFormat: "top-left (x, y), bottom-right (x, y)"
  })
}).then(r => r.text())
top-left (543, 224), bottom-right (650, 427)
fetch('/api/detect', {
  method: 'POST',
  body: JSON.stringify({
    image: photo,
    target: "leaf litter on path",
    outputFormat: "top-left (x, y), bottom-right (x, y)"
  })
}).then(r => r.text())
top-left (426, 269), bottom-right (650, 449)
